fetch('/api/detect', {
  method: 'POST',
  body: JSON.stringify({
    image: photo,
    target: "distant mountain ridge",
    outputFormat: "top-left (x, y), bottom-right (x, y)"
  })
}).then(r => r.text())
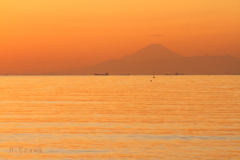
top-left (65, 44), bottom-right (240, 75)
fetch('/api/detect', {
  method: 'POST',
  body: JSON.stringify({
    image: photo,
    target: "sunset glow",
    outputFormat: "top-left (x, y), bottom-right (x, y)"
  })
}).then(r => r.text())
top-left (1, 0), bottom-right (240, 74)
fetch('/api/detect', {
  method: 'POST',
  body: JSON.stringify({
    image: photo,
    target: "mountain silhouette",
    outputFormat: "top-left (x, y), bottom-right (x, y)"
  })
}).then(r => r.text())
top-left (65, 44), bottom-right (240, 75)
top-left (119, 44), bottom-right (181, 62)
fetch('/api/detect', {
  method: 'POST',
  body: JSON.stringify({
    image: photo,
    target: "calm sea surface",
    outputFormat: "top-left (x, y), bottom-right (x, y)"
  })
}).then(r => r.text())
top-left (0, 76), bottom-right (240, 160)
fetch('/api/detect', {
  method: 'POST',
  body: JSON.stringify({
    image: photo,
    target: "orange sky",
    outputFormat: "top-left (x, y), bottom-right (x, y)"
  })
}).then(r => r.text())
top-left (0, 0), bottom-right (240, 74)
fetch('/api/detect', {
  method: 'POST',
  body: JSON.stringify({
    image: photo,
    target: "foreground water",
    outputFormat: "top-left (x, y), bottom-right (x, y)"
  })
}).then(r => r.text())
top-left (0, 75), bottom-right (239, 160)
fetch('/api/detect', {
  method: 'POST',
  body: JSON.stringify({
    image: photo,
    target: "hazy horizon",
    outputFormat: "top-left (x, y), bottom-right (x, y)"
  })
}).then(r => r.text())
top-left (1, 43), bottom-right (240, 75)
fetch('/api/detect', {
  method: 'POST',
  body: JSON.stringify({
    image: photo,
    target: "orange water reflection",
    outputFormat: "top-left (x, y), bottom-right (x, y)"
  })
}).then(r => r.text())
top-left (0, 76), bottom-right (240, 159)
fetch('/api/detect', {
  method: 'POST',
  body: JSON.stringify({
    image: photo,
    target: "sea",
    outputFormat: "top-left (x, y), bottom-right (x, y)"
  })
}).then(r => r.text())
top-left (0, 75), bottom-right (239, 160)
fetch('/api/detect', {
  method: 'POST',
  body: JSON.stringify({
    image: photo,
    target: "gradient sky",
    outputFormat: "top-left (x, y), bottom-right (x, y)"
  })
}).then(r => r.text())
top-left (1, 0), bottom-right (240, 74)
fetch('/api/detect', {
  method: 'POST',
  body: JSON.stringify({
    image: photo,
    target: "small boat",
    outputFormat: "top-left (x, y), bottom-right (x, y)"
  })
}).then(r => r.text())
top-left (95, 72), bottom-right (109, 75)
